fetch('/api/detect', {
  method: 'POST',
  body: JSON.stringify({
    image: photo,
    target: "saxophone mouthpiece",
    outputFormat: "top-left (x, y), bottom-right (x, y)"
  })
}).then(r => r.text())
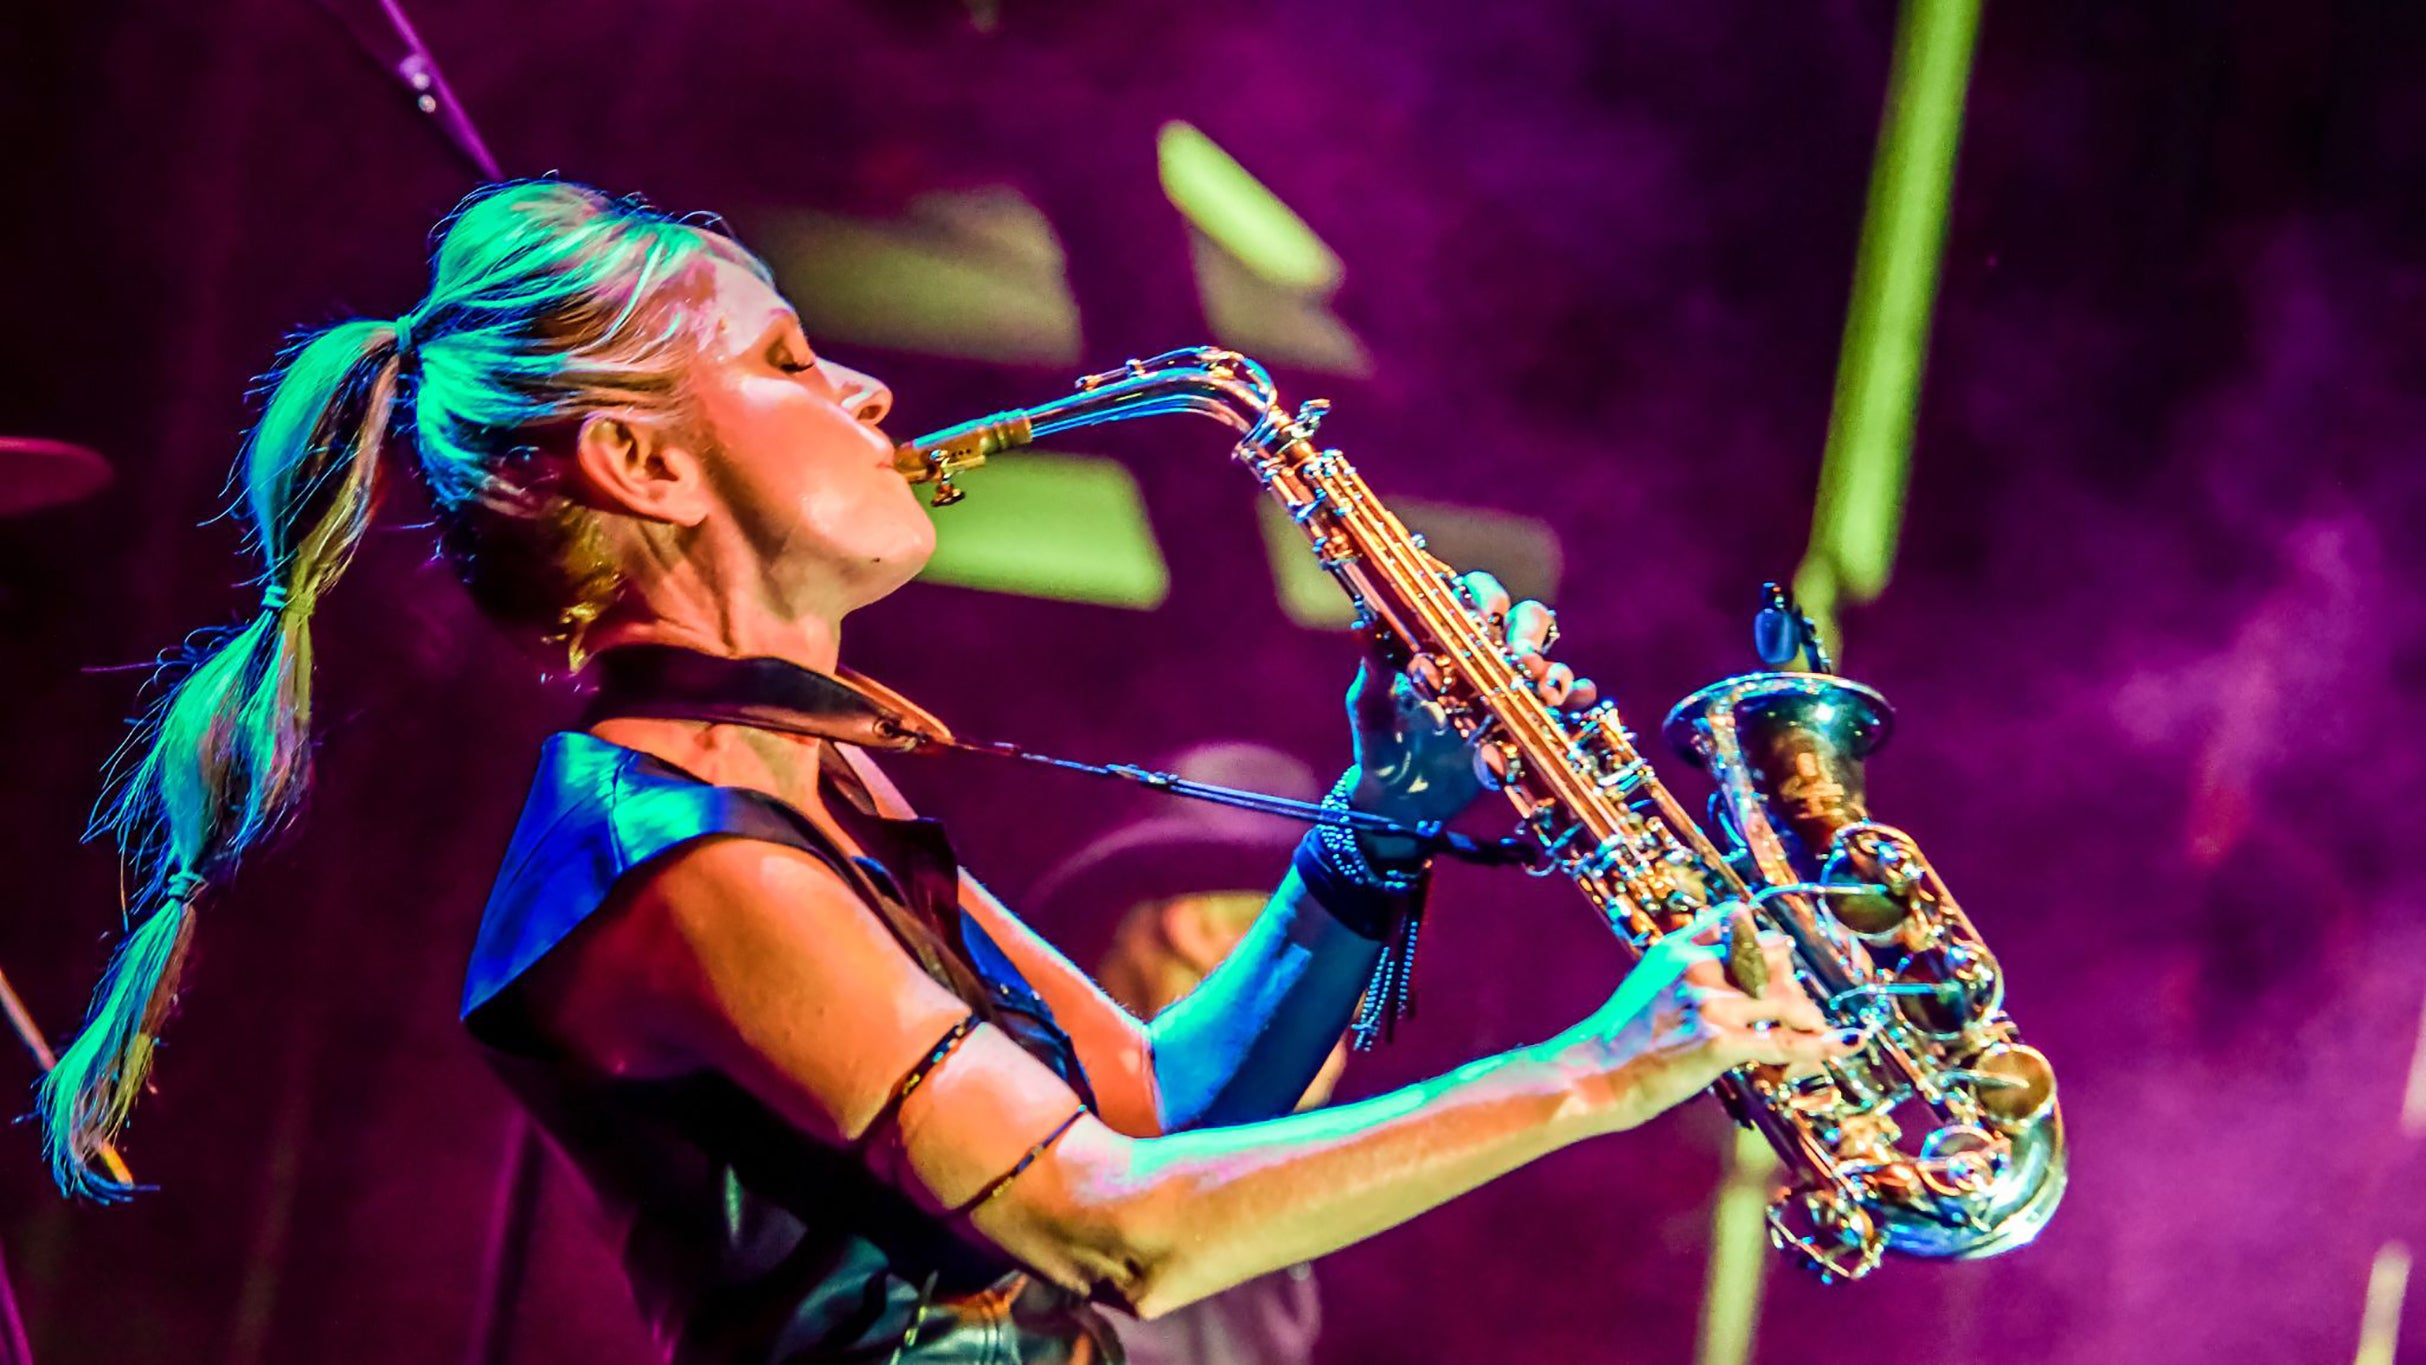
top-left (892, 411), bottom-right (1034, 506)
top-left (893, 411), bottom-right (1036, 476)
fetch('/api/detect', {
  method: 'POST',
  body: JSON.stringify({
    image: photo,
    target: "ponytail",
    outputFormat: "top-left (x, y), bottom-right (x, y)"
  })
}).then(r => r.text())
top-left (38, 318), bottom-right (407, 1199)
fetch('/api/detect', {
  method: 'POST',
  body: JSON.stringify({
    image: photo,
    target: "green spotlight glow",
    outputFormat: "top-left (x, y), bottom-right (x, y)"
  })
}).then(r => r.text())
top-left (1800, 0), bottom-right (1982, 628)
top-left (757, 188), bottom-right (1082, 366)
top-left (1259, 498), bottom-right (1562, 629)
top-left (1191, 233), bottom-right (1373, 378)
top-left (916, 452), bottom-right (1168, 609)
top-left (1158, 121), bottom-right (1344, 294)
top-left (2357, 1242), bottom-right (2412, 1365)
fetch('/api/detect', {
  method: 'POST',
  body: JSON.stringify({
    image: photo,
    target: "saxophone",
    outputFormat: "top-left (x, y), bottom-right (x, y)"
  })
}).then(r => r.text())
top-left (895, 349), bottom-right (2065, 1281)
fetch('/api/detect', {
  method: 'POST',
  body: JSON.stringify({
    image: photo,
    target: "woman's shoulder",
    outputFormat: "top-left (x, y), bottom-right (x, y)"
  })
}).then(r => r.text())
top-left (461, 731), bottom-right (840, 1028)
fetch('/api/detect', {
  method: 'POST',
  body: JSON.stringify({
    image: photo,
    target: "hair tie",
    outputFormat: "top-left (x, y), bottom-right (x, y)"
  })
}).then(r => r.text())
top-left (162, 870), bottom-right (207, 905)
top-left (392, 313), bottom-right (419, 362)
top-left (259, 583), bottom-right (290, 613)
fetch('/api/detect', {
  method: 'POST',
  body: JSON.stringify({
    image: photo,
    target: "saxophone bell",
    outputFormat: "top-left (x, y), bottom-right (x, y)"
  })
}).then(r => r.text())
top-left (1665, 603), bottom-right (2064, 1275)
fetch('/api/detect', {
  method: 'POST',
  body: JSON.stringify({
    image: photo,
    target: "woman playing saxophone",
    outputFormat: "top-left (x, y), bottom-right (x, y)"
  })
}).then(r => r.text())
top-left (40, 181), bottom-right (1857, 1362)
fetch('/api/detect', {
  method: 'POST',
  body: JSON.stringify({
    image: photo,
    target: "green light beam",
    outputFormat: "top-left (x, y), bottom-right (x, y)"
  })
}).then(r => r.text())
top-left (758, 189), bottom-right (1083, 366)
top-left (1258, 498), bottom-right (1562, 630)
top-left (1796, 0), bottom-right (1983, 650)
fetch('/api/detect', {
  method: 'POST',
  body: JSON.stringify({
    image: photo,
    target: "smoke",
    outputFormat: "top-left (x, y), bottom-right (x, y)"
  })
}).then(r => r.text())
top-left (1758, 216), bottom-right (2426, 1364)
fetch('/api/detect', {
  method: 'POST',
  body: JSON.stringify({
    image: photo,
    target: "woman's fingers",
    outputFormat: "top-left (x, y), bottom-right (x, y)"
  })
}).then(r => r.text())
top-left (1456, 571), bottom-right (1512, 624)
top-left (1398, 673), bottom-right (1456, 737)
top-left (1758, 938), bottom-right (1814, 1000)
top-left (1753, 940), bottom-right (1835, 1031)
top-left (1684, 913), bottom-right (1733, 952)
top-left (1685, 986), bottom-right (1828, 1035)
top-left (1510, 651), bottom-right (1595, 711)
top-left (1680, 979), bottom-right (1860, 1070)
top-left (1347, 656), bottom-right (1398, 738)
top-left (1531, 661), bottom-right (1573, 707)
top-left (1502, 599), bottom-right (1591, 707)
top-left (1729, 1023), bottom-right (1866, 1071)
top-left (1671, 928), bottom-right (1832, 1033)
top-left (1506, 599), bottom-right (1554, 656)
top-left (1456, 579), bottom-right (1599, 712)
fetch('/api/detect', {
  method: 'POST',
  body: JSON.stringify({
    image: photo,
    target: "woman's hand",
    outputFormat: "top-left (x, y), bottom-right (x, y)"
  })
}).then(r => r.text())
top-left (1551, 920), bottom-right (1863, 1135)
top-left (1344, 570), bottom-right (1599, 853)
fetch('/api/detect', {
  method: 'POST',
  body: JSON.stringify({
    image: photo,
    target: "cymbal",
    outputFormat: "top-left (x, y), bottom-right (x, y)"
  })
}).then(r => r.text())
top-left (0, 437), bottom-right (112, 517)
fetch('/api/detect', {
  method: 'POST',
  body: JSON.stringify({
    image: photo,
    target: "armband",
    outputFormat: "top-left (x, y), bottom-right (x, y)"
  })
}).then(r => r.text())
top-left (950, 1106), bottom-right (1088, 1217)
top-left (856, 1013), bottom-right (979, 1151)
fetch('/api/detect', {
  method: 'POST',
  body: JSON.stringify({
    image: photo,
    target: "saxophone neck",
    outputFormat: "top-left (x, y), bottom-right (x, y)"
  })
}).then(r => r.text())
top-left (893, 348), bottom-right (1303, 505)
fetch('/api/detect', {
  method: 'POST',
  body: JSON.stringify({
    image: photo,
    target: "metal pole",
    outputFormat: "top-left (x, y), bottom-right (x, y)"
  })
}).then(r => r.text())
top-left (0, 1239), bottom-right (32, 1365)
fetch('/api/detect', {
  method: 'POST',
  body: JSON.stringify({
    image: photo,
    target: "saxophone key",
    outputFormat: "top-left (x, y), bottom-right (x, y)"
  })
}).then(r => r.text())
top-left (1594, 759), bottom-right (1651, 793)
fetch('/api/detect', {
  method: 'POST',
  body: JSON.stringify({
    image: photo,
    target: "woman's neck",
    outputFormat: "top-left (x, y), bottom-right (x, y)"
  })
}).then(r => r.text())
top-left (586, 605), bottom-right (844, 676)
top-left (590, 714), bottom-right (833, 822)
top-left (579, 614), bottom-right (847, 819)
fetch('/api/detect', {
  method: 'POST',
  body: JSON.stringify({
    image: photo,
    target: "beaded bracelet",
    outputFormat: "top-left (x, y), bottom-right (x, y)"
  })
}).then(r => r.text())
top-left (1314, 770), bottom-right (1428, 893)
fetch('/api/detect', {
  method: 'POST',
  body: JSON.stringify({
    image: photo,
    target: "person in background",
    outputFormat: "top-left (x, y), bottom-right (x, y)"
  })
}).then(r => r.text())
top-left (1028, 743), bottom-right (1344, 1365)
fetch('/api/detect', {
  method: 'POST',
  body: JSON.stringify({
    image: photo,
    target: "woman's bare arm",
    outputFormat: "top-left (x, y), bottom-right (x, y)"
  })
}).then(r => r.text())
top-left (954, 872), bottom-right (1167, 1136)
top-left (838, 743), bottom-right (1409, 1137)
top-left (534, 836), bottom-right (1854, 1320)
top-left (829, 743), bottom-right (1166, 1135)
top-left (960, 863), bottom-right (1386, 1133)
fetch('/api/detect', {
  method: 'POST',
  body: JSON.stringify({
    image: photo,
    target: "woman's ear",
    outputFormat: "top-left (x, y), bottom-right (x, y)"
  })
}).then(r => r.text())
top-left (571, 414), bottom-right (712, 527)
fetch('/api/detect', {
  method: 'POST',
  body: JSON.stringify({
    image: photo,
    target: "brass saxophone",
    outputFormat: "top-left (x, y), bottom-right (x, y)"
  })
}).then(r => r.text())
top-left (896, 349), bottom-right (2065, 1281)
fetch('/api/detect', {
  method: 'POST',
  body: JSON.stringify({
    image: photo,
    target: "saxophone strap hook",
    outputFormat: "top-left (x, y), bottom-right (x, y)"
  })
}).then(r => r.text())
top-left (938, 737), bottom-right (1531, 868)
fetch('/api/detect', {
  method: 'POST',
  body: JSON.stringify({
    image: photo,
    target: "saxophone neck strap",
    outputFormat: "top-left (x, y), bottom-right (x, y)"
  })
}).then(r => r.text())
top-left (582, 645), bottom-right (952, 752)
top-left (579, 645), bottom-right (1526, 868)
top-left (939, 737), bottom-right (1529, 868)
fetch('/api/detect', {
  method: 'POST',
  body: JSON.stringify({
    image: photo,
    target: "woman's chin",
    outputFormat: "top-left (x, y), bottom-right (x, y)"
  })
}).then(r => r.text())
top-left (893, 516), bottom-right (940, 580)
top-left (853, 529), bottom-right (937, 605)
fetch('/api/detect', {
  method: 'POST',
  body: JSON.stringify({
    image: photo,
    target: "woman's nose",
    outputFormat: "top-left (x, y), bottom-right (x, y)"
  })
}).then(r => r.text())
top-left (823, 360), bottom-right (892, 425)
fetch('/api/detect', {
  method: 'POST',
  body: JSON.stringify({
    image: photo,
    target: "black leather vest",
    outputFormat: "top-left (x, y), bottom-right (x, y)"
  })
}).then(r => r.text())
top-left (462, 731), bottom-right (1119, 1363)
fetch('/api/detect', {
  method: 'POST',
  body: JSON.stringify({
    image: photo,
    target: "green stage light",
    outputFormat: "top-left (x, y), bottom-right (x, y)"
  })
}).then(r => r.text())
top-left (1159, 121), bottom-right (1371, 375)
top-left (1695, 1130), bottom-right (1781, 1365)
top-left (756, 188), bottom-right (1083, 366)
top-left (1259, 497), bottom-right (1562, 629)
top-left (1710, 7), bottom-right (1982, 1365)
top-left (2357, 1242), bottom-right (2412, 1365)
top-left (915, 451), bottom-right (1169, 610)
top-left (1158, 121), bottom-right (1343, 293)
top-left (1190, 232), bottom-right (1372, 378)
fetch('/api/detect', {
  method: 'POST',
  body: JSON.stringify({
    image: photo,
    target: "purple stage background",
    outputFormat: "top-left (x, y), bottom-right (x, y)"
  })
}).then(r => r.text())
top-left (7, 3), bottom-right (2426, 1362)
